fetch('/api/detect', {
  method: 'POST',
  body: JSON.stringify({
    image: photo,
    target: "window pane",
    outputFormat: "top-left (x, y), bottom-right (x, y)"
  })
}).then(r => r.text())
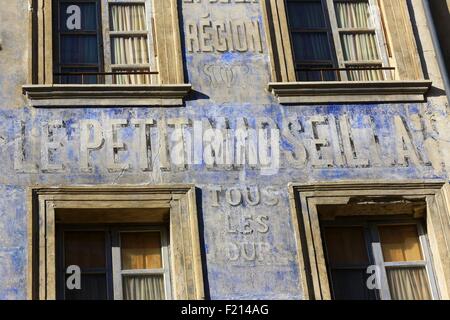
top-left (335, 1), bottom-right (372, 28)
top-left (110, 4), bottom-right (147, 31)
top-left (291, 33), bottom-right (332, 61)
top-left (121, 232), bottom-right (162, 270)
top-left (323, 227), bottom-right (369, 265)
top-left (60, 35), bottom-right (99, 64)
top-left (387, 267), bottom-right (432, 300)
top-left (111, 36), bottom-right (149, 65)
top-left (60, 2), bottom-right (98, 31)
top-left (123, 275), bottom-right (165, 300)
top-left (340, 32), bottom-right (379, 61)
top-left (64, 231), bottom-right (106, 269)
top-left (64, 273), bottom-right (108, 300)
top-left (379, 225), bottom-right (424, 262)
top-left (287, 1), bottom-right (327, 29)
top-left (331, 269), bottom-right (376, 300)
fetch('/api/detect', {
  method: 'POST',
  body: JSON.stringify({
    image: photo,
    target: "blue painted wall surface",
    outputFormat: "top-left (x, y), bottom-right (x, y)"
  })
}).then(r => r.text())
top-left (0, 0), bottom-right (449, 299)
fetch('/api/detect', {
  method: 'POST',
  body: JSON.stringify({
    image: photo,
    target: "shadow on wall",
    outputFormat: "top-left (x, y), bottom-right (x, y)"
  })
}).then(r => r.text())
top-left (178, 0), bottom-right (190, 86)
top-left (195, 187), bottom-right (211, 299)
top-left (177, 0), bottom-right (210, 102)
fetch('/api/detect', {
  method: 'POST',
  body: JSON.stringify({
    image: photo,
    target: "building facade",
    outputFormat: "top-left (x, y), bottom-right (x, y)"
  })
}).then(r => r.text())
top-left (0, 0), bottom-right (449, 300)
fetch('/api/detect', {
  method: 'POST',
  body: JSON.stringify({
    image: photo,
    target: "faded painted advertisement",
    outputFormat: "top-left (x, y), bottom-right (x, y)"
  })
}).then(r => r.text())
top-left (0, 0), bottom-right (448, 300)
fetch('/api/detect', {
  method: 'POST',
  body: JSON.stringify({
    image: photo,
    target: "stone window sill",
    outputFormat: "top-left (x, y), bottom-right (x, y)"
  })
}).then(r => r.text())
top-left (268, 80), bottom-right (432, 104)
top-left (22, 84), bottom-right (192, 107)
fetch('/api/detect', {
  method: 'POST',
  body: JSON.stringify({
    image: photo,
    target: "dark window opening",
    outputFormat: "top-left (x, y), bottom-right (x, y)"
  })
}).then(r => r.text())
top-left (56, 225), bottom-right (170, 300)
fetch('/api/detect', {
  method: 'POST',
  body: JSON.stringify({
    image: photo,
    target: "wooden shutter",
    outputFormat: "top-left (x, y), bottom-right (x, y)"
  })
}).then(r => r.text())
top-left (378, 0), bottom-right (424, 80)
top-left (153, 0), bottom-right (184, 84)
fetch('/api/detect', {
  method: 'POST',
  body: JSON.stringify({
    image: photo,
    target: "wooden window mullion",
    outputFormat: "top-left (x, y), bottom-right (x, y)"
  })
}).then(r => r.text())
top-left (368, 223), bottom-right (392, 300)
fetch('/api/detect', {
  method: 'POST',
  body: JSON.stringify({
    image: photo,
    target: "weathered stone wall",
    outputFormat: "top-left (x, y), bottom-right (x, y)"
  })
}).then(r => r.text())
top-left (0, 0), bottom-right (449, 300)
top-left (428, 0), bottom-right (450, 77)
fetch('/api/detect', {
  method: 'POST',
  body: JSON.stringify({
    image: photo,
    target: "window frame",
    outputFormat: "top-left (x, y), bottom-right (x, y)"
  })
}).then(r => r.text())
top-left (320, 217), bottom-right (439, 300)
top-left (102, 0), bottom-right (158, 84)
top-left (288, 181), bottom-right (450, 300)
top-left (327, 0), bottom-right (391, 81)
top-left (29, 186), bottom-right (204, 300)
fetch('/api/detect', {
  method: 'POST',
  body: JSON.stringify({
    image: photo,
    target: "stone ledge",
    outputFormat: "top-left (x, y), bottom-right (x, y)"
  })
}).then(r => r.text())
top-left (268, 80), bottom-right (433, 104)
top-left (22, 84), bottom-right (192, 107)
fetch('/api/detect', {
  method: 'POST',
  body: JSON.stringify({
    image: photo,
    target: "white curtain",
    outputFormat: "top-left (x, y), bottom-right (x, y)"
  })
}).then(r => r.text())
top-left (387, 267), bottom-right (432, 300)
top-left (123, 275), bottom-right (165, 300)
top-left (335, 1), bottom-right (372, 28)
top-left (112, 37), bottom-right (149, 65)
top-left (110, 4), bottom-right (150, 84)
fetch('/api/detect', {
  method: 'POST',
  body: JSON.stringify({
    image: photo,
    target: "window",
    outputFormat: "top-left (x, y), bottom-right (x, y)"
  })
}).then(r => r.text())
top-left (57, 226), bottom-right (170, 300)
top-left (286, 0), bottom-right (336, 81)
top-left (288, 182), bottom-right (450, 300)
top-left (30, 187), bottom-right (204, 300)
top-left (263, 0), bottom-right (432, 103)
top-left (54, 0), bottom-right (156, 85)
top-left (24, 0), bottom-right (190, 106)
top-left (273, 0), bottom-right (392, 82)
top-left (321, 219), bottom-right (437, 300)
